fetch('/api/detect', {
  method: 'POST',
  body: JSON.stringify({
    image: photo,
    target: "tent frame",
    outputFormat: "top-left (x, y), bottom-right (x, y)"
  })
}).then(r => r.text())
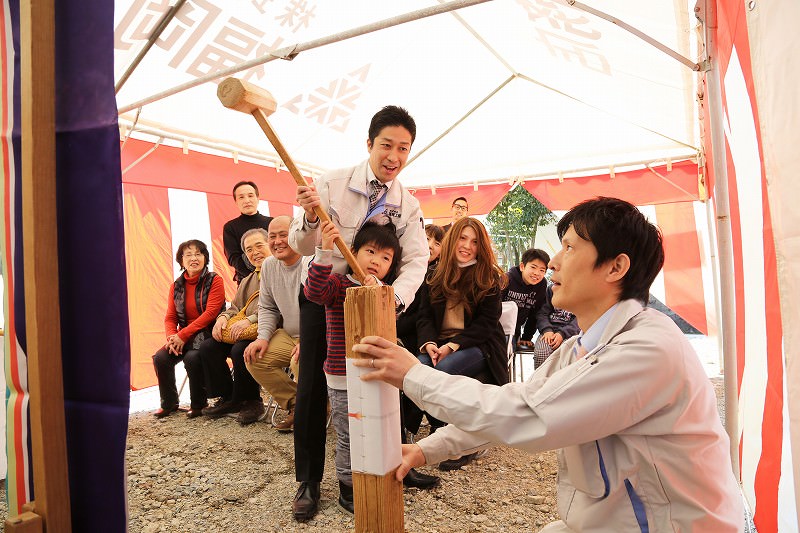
top-left (696, 0), bottom-right (740, 481)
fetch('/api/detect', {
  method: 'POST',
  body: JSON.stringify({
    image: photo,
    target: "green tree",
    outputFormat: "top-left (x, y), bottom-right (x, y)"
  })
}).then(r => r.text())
top-left (486, 185), bottom-right (556, 269)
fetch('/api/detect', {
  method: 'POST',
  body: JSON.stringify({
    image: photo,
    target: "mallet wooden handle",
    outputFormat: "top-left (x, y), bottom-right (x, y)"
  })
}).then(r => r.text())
top-left (218, 77), bottom-right (367, 283)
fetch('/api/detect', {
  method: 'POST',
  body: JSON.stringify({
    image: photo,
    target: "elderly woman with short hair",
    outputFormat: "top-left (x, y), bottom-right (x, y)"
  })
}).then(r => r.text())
top-left (152, 239), bottom-right (225, 418)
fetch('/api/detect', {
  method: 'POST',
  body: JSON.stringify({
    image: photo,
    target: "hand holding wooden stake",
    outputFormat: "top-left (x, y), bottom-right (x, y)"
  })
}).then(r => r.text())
top-left (217, 77), bottom-right (367, 283)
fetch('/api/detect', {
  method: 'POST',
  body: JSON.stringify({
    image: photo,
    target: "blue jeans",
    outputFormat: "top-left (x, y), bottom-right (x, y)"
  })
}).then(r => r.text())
top-left (418, 346), bottom-right (487, 378)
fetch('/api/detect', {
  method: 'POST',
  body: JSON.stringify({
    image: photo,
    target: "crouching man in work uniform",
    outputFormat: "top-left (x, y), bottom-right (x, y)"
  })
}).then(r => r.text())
top-left (353, 197), bottom-right (743, 532)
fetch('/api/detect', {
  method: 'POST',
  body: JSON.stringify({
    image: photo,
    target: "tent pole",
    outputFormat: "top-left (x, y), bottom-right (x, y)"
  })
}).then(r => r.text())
top-left (697, 0), bottom-right (740, 481)
top-left (704, 199), bottom-right (725, 371)
top-left (114, 0), bottom-right (187, 94)
top-left (118, 0), bottom-right (492, 114)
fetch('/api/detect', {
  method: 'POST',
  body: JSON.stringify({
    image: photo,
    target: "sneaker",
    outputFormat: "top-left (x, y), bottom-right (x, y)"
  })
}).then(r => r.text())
top-left (292, 481), bottom-right (320, 522)
top-left (273, 409), bottom-right (294, 433)
top-left (236, 400), bottom-right (266, 426)
top-left (201, 398), bottom-right (242, 419)
top-left (337, 481), bottom-right (354, 514)
top-left (438, 452), bottom-right (478, 471)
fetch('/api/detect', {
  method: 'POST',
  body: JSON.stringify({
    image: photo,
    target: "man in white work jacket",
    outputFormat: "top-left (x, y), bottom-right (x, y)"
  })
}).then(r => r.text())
top-left (352, 197), bottom-right (742, 532)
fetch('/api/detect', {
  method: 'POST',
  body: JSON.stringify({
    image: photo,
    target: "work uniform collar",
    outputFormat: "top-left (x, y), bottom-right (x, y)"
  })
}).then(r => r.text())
top-left (348, 160), bottom-right (402, 208)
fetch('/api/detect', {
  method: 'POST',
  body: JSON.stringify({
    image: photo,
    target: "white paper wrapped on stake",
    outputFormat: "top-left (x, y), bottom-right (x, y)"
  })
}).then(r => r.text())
top-left (346, 359), bottom-right (401, 475)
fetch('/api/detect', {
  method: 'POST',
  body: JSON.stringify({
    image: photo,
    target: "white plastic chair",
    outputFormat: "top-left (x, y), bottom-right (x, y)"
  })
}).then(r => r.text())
top-left (499, 301), bottom-right (519, 382)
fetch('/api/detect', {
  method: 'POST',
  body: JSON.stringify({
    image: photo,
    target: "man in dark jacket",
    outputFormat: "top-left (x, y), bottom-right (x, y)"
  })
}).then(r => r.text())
top-left (223, 180), bottom-right (272, 284)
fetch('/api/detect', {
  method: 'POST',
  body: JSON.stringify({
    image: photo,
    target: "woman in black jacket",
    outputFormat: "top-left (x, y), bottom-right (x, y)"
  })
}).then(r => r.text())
top-left (416, 217), bottom-right (508, 387)
top-left (414, 217), bottom-right (508, 470)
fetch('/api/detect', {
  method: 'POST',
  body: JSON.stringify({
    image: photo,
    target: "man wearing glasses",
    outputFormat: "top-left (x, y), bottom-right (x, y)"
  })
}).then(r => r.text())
top-left (443, 196), bottom-right (469, 233)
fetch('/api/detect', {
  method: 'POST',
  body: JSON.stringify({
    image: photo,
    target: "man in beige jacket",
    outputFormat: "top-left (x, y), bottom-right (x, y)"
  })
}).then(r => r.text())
top-left (352, 197), bottom-right (743, 532)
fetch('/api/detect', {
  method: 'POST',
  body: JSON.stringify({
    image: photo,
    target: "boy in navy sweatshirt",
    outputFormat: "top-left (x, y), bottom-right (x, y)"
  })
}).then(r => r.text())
top-left (501, 248), bottom-right (550, 348)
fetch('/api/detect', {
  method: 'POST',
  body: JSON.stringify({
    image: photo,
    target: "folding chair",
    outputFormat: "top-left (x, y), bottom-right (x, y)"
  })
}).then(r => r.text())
top-left (263, 366), bottom-right (295, 426)
top-left (499, 301), bottom-right (519, 382)
top-left (262, 367), bottom-right (332, 428)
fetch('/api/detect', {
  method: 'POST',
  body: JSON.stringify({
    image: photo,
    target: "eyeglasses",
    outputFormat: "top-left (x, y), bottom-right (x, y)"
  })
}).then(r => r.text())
top-left (182, 252), bottom-right (203, 259)
top-left (452, 204), bottom-right (468, 212)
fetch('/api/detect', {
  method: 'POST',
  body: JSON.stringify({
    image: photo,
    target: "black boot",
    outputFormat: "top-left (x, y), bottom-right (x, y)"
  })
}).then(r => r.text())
top-left (400, 416), bottom-right (441, 490)
top-left (403, 468), bottom-right (441, 489)
top-left (338, 480), bottom-right (354, 514)
top-left (292, 481), bottom-right (320, 522)
top-left (438, 452), bottom-right (478, 471)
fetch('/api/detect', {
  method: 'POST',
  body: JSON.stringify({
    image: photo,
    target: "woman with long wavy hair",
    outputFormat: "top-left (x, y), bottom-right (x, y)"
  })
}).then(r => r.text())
top-left (417, 216), bottom-right (508, 382)
top-left (415, 217), bottom-right (508, 468)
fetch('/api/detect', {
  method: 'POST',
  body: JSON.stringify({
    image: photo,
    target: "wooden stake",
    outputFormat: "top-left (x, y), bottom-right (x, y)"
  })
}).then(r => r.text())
top-left (19, 0), bottom-right (71, 530)
top-left (352, 471), bottom-right (404, 533)
top-left (345, 285), bottom-right (404, 533)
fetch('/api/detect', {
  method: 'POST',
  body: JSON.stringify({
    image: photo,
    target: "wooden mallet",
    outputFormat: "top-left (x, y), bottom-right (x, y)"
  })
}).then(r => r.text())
top-left (217, 77), bottom-right (367, 283)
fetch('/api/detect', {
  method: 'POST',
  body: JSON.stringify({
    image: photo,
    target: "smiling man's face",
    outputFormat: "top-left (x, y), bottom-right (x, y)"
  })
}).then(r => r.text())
top-left (367, 125), bottom-right (413, 184)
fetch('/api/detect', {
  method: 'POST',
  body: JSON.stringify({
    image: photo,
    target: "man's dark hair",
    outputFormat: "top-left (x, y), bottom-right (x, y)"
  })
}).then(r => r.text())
top-left (557, 197), bottom-right (664, 304)
top-left (368, 106), bottom-right (416, 144)
top-left (452, 197), bottom-right (468, 207)
top-left (175, 239), bottom-right (210, 270)
top-left (352, 221), bottom-right (402, 281)
top-left (520, 248), bottom-right (550, 267)
top-left (232, 180), bottom-right (259, 199)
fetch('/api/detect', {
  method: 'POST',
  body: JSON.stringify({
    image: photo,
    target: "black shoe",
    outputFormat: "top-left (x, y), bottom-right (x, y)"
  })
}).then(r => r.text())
top-left (153, 405), bottom-right (179, 419)
top-left (292, 481), bottom-right (320, 522)
top-left (438, 452), bottom-right (478, 471)
top-left (186, 407), bottom-right (206, 419)
top-left (403, 468), bottom-right (441, 490)
top-left (337, 481), bottom-right (354, 514)
top-left (201, 399), bottom-right (241, 419)
top-left (236, 400), bottom-right (266, 426)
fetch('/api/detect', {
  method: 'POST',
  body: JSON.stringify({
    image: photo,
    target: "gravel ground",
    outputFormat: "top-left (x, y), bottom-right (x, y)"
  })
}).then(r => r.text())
top-left (0, 378), bottom-right (725, 532)
top-left (125, 409), bottom-right (559, 532)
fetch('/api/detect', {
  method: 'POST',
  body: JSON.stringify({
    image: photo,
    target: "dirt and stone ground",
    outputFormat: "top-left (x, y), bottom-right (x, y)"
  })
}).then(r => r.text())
top-left (124, 408), bottom-right (560, 533)
top-left (0, 375), bottom-right (725, 532)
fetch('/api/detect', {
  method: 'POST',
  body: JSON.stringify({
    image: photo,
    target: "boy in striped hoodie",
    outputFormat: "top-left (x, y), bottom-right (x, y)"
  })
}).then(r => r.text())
top-left (304, 219), bottom-right (401, 514)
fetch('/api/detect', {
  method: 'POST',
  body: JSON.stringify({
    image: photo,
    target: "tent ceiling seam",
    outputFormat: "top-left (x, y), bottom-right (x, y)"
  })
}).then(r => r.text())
top-left (516, 73), bottom-right (699, 151)
top-left (117, 0), bottom-right (493, 115)
top-left (118, 118), bottom-right (326, 178)
top-left (406, 154), bottom-right (699, 190)
top-left (406, 74), bottom-right (515, 168)
top-left (115, 0), bottom-right (187, 94)
top-left (567, 0), bottom-right (700, 71)
top-left (120, 107), bottom-right (142, 151)
top-left (122, 137), bottom-right (162, 176)
top-left (443, 0), bottom-right (517, 74)
top-left (645, 163), bottom-right (699, 202)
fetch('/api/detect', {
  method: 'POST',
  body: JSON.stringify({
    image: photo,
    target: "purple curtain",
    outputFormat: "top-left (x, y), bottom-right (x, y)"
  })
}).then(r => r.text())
top-left (3, 1), bottom-right (130, 530)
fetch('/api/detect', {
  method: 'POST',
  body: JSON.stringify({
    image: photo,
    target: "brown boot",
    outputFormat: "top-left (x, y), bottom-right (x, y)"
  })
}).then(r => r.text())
top-left (274, 409), bottom-right (294, 433)
top-left (201, 398), bottom-right (242, 419)
top-left (236, 400), bottom-right (266, 426)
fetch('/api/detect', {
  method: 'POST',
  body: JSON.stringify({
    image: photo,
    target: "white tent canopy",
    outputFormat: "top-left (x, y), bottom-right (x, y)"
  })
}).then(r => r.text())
top-left (112, 1), bottom-right (800, 529)
top-left (114, 0), bottom-right (699, 188)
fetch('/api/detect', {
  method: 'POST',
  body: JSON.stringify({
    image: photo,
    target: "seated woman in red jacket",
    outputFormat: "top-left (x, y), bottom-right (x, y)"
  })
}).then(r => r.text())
top-left (152, 239), bottom-right (225, 418)
top-left (415, 217), bottom-right (508, 468)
